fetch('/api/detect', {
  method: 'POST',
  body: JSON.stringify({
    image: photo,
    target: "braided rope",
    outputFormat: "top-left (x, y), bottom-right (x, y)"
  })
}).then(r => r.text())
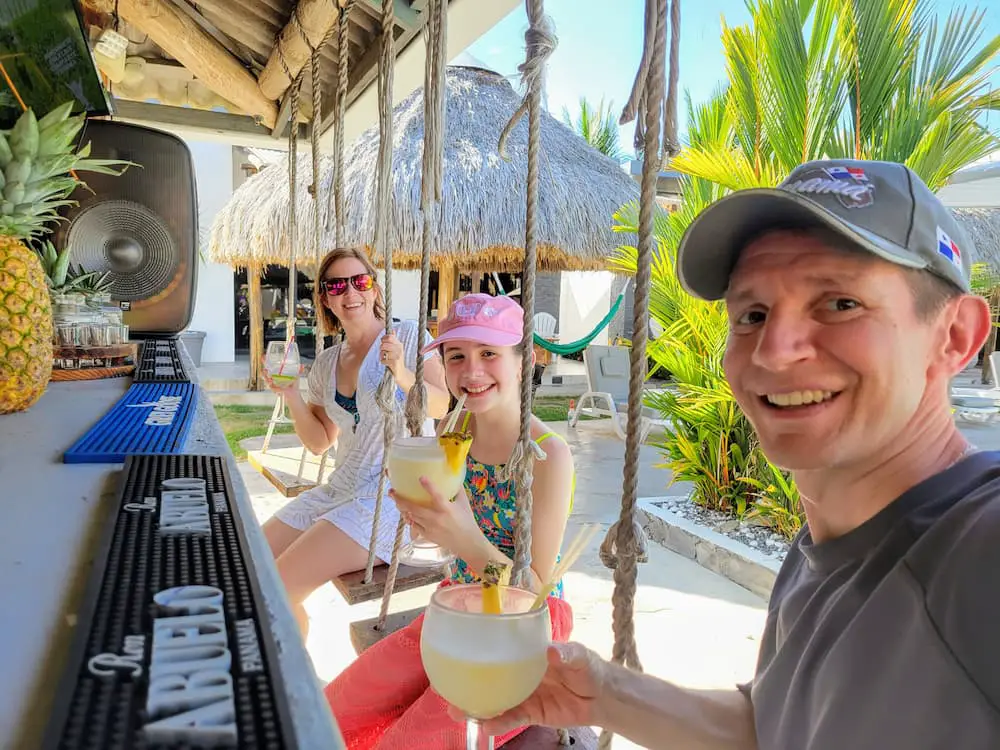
top-left (276, 5), bottom-right (318, 93)
top-left (327, 0), bottom-right (355, 243)
top-left (286, 74), bottom-right (302, 345)
top-left (375, 0), bottom-right (448, 630)
top-left (309, 48), bottom-right (323, 341)
top-left (497, 0), bottom-right (555, 590)
top-left (662, 0), bottom-right (681, 162)
top-left (500, 5), bottom-right (564, 741)
top-left (364, 0), bottom-right (398, 585)
top-left (406, 0), bottom-right (446, 439)
top-left (597, 1), bottom-right (675, 747)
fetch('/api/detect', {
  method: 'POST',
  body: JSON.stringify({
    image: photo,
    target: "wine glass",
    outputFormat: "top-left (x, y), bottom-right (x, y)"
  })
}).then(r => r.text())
top-left (265, 340), bottom-right (300, 387)
top-left (388, 436), bottom-right (464, 567)
top-left (421, 584), bottom-right (551, 749)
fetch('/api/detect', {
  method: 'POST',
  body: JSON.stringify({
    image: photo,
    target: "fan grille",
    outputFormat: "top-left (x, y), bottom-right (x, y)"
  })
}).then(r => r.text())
top-left (66, 200), bottom-right (180, 301)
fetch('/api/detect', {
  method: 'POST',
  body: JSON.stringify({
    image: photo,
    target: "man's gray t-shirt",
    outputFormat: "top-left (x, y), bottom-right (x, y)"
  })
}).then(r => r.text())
top-left (747, 451), bottom-right (1000, 749)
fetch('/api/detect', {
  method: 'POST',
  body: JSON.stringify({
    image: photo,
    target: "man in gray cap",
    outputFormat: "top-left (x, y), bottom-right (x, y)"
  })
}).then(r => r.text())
top-left (450, 160), bottom-right (1000, 748)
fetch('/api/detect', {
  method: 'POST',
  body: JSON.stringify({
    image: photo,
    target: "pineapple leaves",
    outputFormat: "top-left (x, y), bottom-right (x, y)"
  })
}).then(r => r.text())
top-left (0, 102), bottom-right (135, 240)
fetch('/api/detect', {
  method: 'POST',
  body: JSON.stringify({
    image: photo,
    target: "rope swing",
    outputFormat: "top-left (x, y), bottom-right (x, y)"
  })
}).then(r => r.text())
top-left (364, 0), bottom-right (401, 587)
top-left (373, 0), bottom-right (449, 630)
top-left (597, 0), bottom-right (681, 747)
top-left (496, 0), bottom-right (557, 590)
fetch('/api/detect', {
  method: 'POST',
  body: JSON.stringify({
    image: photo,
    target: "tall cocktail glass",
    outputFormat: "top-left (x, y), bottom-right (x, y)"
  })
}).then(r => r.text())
top-left (421, 584), bottom-right (551, 750)
top-left (388, 436), bottom-right (466, 567)
top-left (265, 340), bottom-right (299, 386)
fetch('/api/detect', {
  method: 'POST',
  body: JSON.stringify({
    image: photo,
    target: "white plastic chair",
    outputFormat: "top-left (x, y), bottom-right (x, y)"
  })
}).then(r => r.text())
top-left (533, 311), bottom-right (558, 340)
top-left (949, 354), bottom-right (1000, 423)
top-left (569, 345), bottom-right (665, 443)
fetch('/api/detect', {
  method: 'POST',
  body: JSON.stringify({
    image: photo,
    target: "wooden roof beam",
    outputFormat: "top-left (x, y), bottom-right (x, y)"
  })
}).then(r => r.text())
top-left (257, 0), bottom-right (348, 102)
top-left (166, 0), bottom-right (262, 71)
top-left (118, 0), bottom-right (277, 127)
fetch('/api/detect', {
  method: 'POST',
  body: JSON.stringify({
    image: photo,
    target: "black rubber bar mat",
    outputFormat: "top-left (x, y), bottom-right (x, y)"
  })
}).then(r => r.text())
top-left (135, 339), bottom-right (189, 383)
top-left (44, 454), bottom-right (298, 749)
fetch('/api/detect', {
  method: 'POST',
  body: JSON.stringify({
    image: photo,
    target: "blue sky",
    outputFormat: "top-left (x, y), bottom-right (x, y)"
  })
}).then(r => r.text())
top-left (466, 0), bottom-right (1000, 159)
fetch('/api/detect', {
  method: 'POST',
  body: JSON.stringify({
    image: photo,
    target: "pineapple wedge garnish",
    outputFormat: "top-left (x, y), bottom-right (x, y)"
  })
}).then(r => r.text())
top-left (438, 431), bottom-right (473, 475)
top-left (481, 559), bottom-right (512, 615)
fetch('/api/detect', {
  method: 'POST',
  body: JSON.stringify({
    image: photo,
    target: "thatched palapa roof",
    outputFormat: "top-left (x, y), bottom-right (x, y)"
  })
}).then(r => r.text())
top-left (208, 66), bottom-right (641, 272)
top-left (953, 207), bottom-right (1000, 270)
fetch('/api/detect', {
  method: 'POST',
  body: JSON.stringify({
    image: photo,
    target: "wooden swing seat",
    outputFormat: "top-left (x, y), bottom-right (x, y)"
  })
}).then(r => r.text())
top-left (247, 450), bottom-right (319, 498)
top-left (333, 565), bottom-right (443, 606)
top-left (506, 726), bottom-right (599, 749)
top-left (349, 605), bottom-right (425, 654)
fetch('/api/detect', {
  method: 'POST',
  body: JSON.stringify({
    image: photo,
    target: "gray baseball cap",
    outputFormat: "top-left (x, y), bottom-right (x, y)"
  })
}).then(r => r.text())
top-left (676, 159), bottom-right (973, 300)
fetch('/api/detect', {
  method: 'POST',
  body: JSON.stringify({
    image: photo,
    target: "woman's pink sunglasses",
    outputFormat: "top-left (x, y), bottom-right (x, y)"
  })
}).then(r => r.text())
top-left (320, 273), bottom-right (374, 296)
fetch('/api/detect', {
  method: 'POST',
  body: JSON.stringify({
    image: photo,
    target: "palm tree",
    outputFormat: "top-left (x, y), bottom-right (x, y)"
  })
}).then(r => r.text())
top-left (610, 0), bottom-right (1000, 536)
top-left (561, 97), bottom-right (626, 162)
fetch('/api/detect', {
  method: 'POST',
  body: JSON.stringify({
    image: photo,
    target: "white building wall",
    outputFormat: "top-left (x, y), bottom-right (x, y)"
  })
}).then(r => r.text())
top-left (377, 270), bottom-right (422, 322)
top-left (559, 271), bottom-right (614, 347)
top-left (184, 138), bottom-right (236, 363)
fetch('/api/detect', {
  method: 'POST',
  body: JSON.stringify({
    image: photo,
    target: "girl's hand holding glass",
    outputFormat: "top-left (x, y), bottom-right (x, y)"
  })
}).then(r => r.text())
top-left (389, 475), bottom-right (480, 563)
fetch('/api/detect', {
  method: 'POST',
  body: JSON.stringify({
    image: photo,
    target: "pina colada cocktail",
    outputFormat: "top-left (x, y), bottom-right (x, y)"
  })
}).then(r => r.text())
top-left (421, 582), bottom-right (551, 750)
top-left (388, 434), bottom-right (471, 566)
top-left (421, 641), bottom-right (547, 720)
top-left (387, 436), bottom-right (467, 503)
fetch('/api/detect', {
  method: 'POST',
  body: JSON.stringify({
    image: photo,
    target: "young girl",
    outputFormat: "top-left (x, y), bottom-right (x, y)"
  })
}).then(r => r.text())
top-left (324, 293), bottom-right (576, 749)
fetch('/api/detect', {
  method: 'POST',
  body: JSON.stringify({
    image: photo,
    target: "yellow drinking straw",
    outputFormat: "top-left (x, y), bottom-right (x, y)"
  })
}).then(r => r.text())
top-left (530, 523), bottom-right (601, 611)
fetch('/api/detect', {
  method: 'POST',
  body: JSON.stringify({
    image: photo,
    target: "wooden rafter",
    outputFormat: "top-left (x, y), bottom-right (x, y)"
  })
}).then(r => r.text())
top-left (257, 0), bottom-right (347, 102)
top-left (166, 0), bottom-right (261, 71)
top-left (119, 0), bottom-right (278, 127)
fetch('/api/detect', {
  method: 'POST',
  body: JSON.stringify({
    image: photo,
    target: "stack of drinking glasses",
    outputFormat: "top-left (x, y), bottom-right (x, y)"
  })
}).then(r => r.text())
top-left (52, 291), bottom-right (130, 350)
top-left (51, 291), bottom-right (132, 371)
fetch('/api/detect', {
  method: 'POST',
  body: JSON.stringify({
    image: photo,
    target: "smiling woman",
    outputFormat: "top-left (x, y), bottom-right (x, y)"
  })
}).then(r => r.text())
top-left (257, 246), bottom-right (452, 642)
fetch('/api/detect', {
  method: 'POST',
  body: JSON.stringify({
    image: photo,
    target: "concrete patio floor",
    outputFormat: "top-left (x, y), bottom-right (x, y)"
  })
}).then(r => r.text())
top-left (240, 418), bottom-right (768, 747)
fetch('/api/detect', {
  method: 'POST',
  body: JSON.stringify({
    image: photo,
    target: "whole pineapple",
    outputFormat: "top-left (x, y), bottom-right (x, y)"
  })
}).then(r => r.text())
top-left (0, 235), bottom-right (51, 412)
top-left (0, 102), bottom-right (130, 414)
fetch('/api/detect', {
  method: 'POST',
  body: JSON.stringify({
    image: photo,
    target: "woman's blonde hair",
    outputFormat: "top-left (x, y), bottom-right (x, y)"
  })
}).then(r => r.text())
top-left (314, 246), bottom-right (386, 335)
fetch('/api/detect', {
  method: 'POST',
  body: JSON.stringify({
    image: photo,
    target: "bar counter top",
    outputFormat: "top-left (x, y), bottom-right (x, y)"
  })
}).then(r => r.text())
top-left (0, 347), bottom-right (345, 749)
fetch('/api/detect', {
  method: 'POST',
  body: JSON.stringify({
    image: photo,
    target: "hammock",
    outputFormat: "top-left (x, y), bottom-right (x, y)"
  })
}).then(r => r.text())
top-left (531, 289), bottom-right (627, 355)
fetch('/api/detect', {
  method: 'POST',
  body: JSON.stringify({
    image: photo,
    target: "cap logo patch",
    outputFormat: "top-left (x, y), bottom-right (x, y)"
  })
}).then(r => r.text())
top-left (452, 299), bottom-right (498, 320)
top-left (782, 168), bottom-right (875, 209)
top-left (936, 226), bottom-right (963, 270)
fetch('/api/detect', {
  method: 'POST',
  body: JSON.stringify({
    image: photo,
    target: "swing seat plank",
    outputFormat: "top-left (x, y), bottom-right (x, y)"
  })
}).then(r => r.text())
top-left (505, 726), bottom-right (599, 749)
top-left (333, 564), bottom-right (443, 606)
top-left (349, 606), bottom-right (425, 654)
top-left (247, 450), bottom-right (318, 498)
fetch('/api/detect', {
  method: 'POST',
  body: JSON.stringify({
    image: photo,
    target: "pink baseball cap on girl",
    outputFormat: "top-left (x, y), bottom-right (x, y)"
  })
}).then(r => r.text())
top-left (420, 293), bottom-right (524, 354)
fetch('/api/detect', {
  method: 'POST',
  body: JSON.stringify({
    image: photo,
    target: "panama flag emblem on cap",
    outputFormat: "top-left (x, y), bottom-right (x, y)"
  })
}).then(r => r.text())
top-left (826, 166), bottom-right (869, 182)
top-left (936, 226), bottom-right (963, 270)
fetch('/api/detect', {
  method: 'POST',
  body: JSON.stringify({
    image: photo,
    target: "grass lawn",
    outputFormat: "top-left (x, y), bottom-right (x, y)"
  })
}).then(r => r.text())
top-left (214, 404), bottom-right (295, 460)
top-left (214, 396), bottom-right (590, 461)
